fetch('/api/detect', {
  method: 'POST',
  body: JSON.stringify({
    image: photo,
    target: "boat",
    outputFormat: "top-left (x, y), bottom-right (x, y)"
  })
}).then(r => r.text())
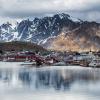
top-left (21, 60), bottom-right (36, 66)
top-left (89, 58), bottom-right (100, 68)
top-left (53, 61), bottom-right (66, 66)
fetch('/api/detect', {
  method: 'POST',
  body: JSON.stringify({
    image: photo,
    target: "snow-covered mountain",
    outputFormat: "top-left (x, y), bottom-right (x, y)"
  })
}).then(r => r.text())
top-left (0, 13), bottom-right (80, 42)
top-left (0, 13), bottom-right (100, 51)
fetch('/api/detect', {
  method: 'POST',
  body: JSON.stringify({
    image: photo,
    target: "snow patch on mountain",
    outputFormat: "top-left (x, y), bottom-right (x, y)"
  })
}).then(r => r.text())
top-left (1, 13), bottom-right (98, 52)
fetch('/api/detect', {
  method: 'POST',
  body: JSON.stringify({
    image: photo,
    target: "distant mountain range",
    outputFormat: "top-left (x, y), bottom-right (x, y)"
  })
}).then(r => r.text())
top-left (0, 13), bottom-right (100, 51)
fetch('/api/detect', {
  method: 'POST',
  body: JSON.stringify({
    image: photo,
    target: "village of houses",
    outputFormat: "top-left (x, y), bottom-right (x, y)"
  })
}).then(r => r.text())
top-left (0, 49), bottom-right (100, 68)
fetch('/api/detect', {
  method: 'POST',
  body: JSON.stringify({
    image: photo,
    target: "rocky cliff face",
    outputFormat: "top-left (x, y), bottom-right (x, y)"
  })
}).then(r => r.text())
top-left (0, 13), bottom-right (100, 51)
top-left (45, 21), bottom-right (100, 51)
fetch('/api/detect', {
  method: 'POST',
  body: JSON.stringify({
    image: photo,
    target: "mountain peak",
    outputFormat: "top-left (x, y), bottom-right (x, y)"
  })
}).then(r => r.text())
top-left (0, 13), bottom-right (100, 51)
top-left (57, 13), bottom-right (70, 19)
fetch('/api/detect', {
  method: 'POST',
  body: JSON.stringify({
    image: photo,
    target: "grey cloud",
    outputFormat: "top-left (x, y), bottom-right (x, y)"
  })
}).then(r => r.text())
top-left (0, 0), bottom-right (100, 22)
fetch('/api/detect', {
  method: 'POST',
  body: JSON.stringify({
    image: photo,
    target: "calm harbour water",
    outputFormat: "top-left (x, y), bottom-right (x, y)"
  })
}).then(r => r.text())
top-left (0, 62), bottom-right (100, 100)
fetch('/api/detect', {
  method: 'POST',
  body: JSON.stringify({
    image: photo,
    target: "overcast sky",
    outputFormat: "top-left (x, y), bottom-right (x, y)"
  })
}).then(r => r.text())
top-left (0, 0), bottom-right (100, 24)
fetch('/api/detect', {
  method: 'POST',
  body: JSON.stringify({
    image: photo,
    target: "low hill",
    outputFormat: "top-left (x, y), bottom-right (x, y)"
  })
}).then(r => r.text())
top-left (0, 41), bottom-right (47, 53)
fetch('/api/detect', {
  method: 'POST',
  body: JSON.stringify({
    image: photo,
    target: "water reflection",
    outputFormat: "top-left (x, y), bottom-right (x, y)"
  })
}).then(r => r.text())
top-left (0, 67), bottom-right (100, 92)
top-left (18, 69), bottom-right (74, 90)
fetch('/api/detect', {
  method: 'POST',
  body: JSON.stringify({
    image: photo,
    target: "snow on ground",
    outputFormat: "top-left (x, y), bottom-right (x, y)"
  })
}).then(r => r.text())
top-left (0, 62), bottom-right (88, 69)
top-left (0, 62), bottom-right (96, 70)
top-left (0, 62), bottom-right (23, 69)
